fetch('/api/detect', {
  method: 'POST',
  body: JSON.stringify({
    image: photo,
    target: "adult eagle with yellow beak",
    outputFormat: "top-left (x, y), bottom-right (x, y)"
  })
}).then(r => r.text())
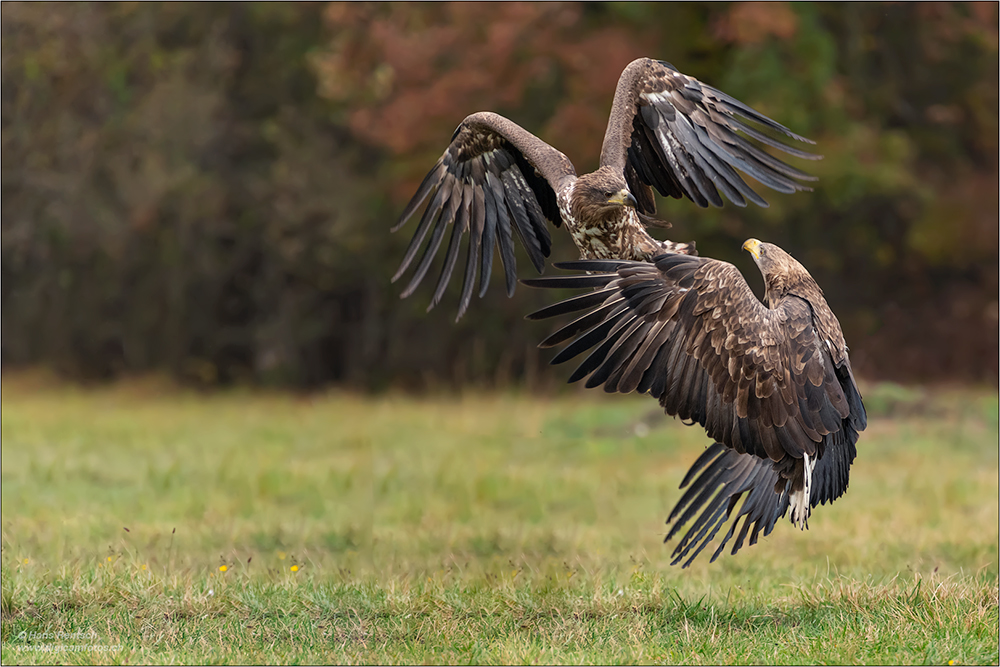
top-left (392, 58), bottom-right (819, 320)
top-left (523, 239), bottom-right (867, 567)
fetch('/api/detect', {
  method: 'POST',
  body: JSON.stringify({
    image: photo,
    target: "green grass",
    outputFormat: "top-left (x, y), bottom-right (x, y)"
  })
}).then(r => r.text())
top-left (1, 373), bottom-right (997, 664)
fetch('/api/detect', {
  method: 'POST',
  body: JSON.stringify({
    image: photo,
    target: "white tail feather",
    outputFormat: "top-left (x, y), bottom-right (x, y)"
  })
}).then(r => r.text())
top-left (790, 452), bottom-right (813, 530)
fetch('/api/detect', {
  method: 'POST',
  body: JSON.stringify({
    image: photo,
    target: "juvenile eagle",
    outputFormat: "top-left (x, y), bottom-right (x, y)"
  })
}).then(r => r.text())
top-left (523, 240), bottom-right (867, 567)
top-left (392, 58), bottom-right (820, 320)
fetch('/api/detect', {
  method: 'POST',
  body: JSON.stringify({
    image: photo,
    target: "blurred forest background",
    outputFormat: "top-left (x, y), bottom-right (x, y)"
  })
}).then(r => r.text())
top-left (2, 2), bottom-right (997, 390)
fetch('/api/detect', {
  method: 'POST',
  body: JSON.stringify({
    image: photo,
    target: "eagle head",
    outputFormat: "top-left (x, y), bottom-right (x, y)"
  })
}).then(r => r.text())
top-left (571, 168), bottom-right (637, 223)
top-left (743, 238), bottom-right (818, 303)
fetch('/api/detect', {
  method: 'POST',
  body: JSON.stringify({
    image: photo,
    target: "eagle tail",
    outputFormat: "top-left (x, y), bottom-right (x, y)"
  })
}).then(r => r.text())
top-left (665, 443), bottom-right (787, 568)
top-left (789, 452), bottom-right (812, 530)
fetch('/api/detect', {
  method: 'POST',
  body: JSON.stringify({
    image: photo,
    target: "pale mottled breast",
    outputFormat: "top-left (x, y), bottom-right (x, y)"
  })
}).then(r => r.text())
top-left (557, 183), bottom-right (610, 259)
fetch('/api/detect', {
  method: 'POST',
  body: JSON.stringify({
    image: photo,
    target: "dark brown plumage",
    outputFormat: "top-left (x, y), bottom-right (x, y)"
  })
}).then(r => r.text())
top-left (523, 239), bottom-right (867, 567)
top-left (393, 58), bottom-right (820, 320)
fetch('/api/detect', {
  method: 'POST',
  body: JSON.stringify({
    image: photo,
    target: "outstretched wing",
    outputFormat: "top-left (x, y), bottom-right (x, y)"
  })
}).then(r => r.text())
top-left (600, 58), bottom-right (821, 212)
top-left (393, 112), bottom-right (577, 321)
top-left (523, 254), bottom-right (852, 463)
top-left (523, 254), bottom-right (865, 564)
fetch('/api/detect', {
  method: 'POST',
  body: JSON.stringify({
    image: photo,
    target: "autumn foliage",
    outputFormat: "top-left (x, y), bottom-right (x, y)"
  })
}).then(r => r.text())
top-left (2, 2), bottom-right (997, 387)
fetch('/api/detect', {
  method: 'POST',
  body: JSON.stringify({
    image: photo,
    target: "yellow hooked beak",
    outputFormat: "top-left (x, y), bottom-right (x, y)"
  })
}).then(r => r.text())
top-left (607, 189), bottom-right (638, 208)
top-left (743, 238), bottom-right (762, 260)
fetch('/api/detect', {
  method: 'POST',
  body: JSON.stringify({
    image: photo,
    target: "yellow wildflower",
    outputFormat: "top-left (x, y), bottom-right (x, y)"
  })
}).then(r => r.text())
top-left (290, 565), bottom-right (299, 572)
top-left (219, 565), bottom-right (227, 572)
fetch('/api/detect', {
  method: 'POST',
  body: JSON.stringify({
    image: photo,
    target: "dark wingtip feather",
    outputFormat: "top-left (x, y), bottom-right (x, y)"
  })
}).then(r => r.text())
top-left (521, 275), bottom-right (617, 290)
top-left (524, 288), bottom-right (616, 321)
top-left (392, 161), bottom-right (446, 233)
top-left (551, 259), bottom-right (635, 272)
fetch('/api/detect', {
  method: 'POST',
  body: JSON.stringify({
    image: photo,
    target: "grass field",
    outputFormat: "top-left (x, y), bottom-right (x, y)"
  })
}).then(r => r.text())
top-left (1, 373), bottom-right (997, 664)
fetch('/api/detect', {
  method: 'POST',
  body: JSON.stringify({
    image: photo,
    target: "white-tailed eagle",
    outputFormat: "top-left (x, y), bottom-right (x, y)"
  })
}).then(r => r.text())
top-left (523, 240), bottom-right (868, 567)
top-left (392, 58), bottom-right (820, 320)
